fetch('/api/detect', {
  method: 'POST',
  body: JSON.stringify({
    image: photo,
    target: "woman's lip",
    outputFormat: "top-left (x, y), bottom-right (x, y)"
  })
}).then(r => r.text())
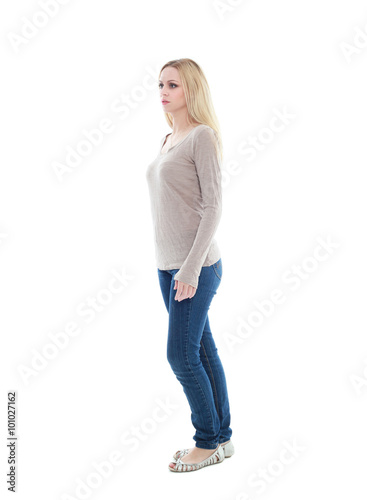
top-left (162, 101), bottom-right (170, 104)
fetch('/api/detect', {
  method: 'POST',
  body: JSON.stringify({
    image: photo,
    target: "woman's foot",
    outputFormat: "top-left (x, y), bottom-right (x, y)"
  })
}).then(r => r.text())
top-left (169, 444), bottom-right (220, 470)
top-left (172, 440), bottom-right (232, 462)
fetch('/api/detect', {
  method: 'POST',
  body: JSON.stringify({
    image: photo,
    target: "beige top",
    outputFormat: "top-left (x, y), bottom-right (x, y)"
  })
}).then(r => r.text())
top-left (145, 124), bottom-right (222, 289)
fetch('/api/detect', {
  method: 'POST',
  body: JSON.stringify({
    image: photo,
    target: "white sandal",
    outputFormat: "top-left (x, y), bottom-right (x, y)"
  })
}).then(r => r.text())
top-left (168, 444), bottom-right (224, 472)
top-left (173, 439), bottom-right (234, 461)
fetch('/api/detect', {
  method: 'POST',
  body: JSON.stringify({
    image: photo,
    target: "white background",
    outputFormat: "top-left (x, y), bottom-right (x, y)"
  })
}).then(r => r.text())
top-left (1, 0), bottom-right (366, 498)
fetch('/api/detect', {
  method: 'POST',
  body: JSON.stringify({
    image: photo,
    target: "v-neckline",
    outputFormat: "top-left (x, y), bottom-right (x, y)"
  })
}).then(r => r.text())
top-left (159, 124), bottom-right (203, 156)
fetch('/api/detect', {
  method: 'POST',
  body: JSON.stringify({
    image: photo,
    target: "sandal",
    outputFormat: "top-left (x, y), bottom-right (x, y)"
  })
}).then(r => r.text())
top-left (173, 439), bottom-right (234, 461)
top-left (168, 444), bottom-right (224, 472)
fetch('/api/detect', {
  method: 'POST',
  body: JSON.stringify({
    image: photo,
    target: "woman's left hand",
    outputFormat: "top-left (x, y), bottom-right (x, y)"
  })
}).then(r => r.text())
top-left (174, 280), bottom-right (197, 301)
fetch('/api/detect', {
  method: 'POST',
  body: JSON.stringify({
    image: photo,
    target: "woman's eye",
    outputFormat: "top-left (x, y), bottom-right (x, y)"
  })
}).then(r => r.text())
top-left (158, 83), bottom-right (177, 88)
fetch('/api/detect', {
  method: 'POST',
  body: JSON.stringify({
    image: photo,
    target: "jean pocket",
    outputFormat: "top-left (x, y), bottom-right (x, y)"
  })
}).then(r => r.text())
top-left (212, 259), bottom-right (222, 280)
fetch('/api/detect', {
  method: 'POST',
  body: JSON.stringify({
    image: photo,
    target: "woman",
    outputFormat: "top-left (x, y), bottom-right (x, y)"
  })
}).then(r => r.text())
top-left (145, 58), bottom-right (234, 473)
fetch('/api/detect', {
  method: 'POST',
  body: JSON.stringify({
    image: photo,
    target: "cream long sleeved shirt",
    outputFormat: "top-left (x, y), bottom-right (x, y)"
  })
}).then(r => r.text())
top-left (145, 124), bottom-right (222, 289)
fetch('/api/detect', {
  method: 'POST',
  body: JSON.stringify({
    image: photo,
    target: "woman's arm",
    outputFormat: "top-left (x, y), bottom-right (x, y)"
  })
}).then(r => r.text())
top-left (173, 126), bottom-right (222, 289)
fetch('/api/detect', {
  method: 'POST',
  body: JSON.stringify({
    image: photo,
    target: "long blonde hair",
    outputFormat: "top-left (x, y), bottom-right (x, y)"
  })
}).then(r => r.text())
top-left (159, 58), bottom-right (223, 162)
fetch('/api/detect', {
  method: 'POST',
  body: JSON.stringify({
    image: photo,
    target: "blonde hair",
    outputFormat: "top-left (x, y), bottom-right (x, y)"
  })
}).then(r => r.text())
top-left (159, 58), bottom-right (223, 162)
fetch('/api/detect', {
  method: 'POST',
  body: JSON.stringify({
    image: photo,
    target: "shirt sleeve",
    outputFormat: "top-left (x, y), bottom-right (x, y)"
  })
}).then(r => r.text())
top-left (173, 126), bottom-right (222, 289)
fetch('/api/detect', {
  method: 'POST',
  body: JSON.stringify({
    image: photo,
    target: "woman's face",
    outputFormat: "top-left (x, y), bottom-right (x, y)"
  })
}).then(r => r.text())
top-left (159, 67), bottom-right (187, 113)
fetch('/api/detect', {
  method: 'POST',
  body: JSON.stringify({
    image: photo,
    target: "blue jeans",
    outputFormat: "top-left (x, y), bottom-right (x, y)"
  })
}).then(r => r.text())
top-left (157, 258), bottom-right (232, 450)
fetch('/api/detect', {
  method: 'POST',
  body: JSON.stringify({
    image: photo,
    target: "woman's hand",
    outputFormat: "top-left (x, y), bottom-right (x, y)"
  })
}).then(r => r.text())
top-left (174, 279), bottom-right (197, 301)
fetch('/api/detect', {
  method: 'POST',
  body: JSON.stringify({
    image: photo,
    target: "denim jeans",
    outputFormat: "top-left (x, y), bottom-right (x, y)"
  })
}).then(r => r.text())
top-left (157, 258), bottom-right (232, 450)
